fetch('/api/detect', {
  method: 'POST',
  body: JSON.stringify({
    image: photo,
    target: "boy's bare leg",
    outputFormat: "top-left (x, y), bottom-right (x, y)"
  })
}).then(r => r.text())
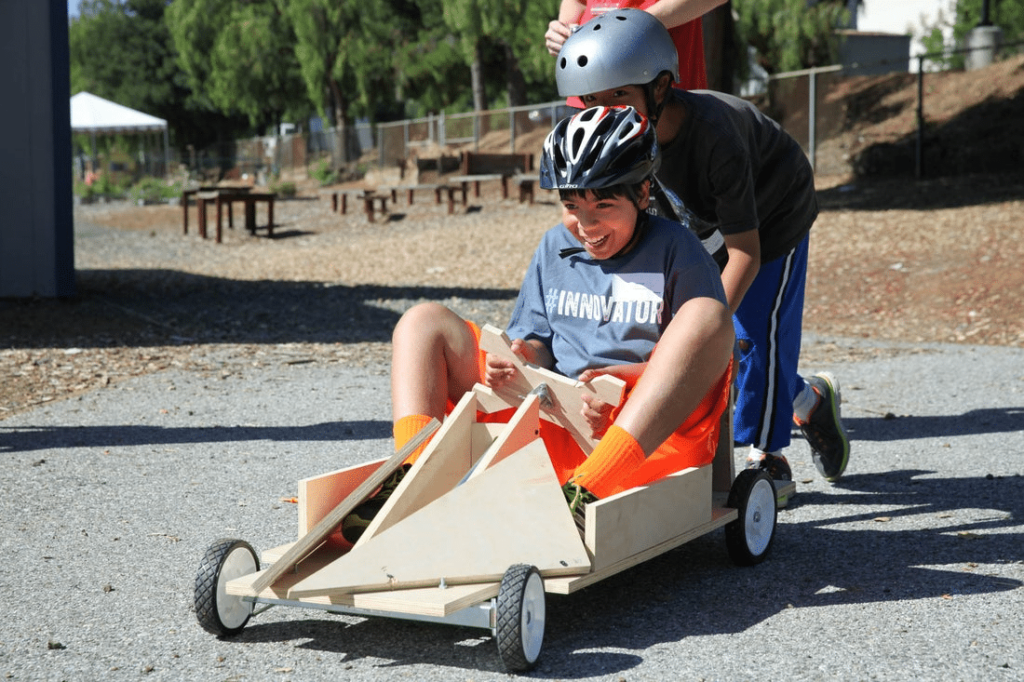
top-left (613, 296), bottom-right (734, 455)
top-left (390, 302), bottom-right (482, 421)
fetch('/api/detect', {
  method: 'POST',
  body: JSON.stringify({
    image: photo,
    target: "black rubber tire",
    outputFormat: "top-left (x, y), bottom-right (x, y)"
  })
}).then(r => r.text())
top-left (194, 538), bottom-right (259, 637)
top-left (724, 469), bottom-right (777, 566)
top-left (495, 563), bottom-right (546, 672)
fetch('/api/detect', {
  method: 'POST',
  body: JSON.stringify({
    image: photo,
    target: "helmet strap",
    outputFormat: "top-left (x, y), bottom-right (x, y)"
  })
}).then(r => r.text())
top-left (643, 73), bottom-right (672, 127)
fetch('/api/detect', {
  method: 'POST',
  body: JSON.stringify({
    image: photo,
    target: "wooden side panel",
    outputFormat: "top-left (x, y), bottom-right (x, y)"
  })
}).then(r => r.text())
top-left (585, 465), bottom-right (712, 572)
top-left (298, 459), bottom-right (386, 536)
top-left (477, 324), bottom-right (624, 453)
top-left (249, 419), bottom-right (441, 594)
top-left (283, 439), bottom-right (590, 599)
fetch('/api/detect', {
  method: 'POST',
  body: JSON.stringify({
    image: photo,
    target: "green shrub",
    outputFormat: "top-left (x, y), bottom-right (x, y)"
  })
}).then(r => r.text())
top-left (127, 177), bottom-right (183, 203)
top-left (270, 181), bottom-right (297, 198)
top-left (310, 158), bottom-right (336, 186)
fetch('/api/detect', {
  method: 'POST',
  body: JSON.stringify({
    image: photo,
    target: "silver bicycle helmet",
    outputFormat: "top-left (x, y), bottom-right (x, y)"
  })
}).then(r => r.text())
top-left (540, 105), bottom-right (659, 190)
top-left (555, 8), bottom-right (679, 97)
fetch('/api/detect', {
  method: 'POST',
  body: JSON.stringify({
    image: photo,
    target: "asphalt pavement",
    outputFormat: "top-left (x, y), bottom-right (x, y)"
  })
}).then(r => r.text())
top-left (2, 336), bottom-right (1022, 681)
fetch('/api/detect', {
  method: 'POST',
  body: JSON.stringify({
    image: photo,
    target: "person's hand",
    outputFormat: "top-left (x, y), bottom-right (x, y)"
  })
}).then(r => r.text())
top-left (577, 363), bottom-right (646, 438)
top-left (545, 20), bottom-right (577, 56)
top-left (580, 392), bottom-right (615, 439)
top-left (484, 338), bottom-right (540, 390)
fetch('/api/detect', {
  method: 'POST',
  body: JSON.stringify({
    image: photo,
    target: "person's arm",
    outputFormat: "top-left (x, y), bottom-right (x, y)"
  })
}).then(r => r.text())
top-left (643, 0), bottom-right (728, 30)
top-left (719, 229), bottom-right (760, 314)
top-left (545, 0), bottom-right (587, 55)
top-left (611, 294), bottom-right (734, 454)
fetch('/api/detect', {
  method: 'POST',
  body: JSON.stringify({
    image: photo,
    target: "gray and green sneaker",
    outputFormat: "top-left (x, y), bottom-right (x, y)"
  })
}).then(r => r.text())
top-left (796, 372), bottom-right (850, 481)
top-left (562, 480), bottom-right (598, 534)
top-left (341, 464), bottom-right (409, 544)
top-left (745, 451), bottom-right (793, 508)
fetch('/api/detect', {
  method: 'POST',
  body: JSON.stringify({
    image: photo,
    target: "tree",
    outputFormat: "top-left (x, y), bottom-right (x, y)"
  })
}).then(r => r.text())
top-left (920, 0), bottom-right (1024, 69)
top-left (286, 0), bottom-right (403, 162)
top-left (166, 0), bottom-right (306, 133)
top-left (70, 0), bottom-right (177, 117)
top-left (69, 0), bottom-right (250, 161)
top-left (733, 0), bottom-right (852, 74)
top-left (437, 0), bottom-right (558, 111)
top-left (206, 3), bottom-right (308, 131)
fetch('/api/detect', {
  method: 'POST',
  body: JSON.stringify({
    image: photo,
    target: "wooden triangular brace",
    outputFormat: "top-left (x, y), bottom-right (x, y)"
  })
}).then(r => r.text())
top-left (357, 391), bottom-right (481, 545)
top-left (249, 419), bottom-right (440, 594)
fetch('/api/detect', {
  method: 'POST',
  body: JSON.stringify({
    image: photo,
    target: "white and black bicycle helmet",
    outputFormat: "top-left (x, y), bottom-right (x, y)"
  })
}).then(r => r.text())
top-left (555, 8), bottom-right (679, 98)
top-left (540, 105), bottom-right (659, 191)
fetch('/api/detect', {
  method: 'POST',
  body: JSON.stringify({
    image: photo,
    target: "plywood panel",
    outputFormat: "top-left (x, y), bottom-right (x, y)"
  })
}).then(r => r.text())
top-left (298, 459), bottom-right (386, 536)
top-left (358, 392), bottom-right (479, 544)
top-left (585, 465), bottom-right (712, 572)
top-left (282, 439), bottom-right (590, 599)
top-left (466, 392), bottom-right (541, 481)
top-left (249, 419), bottom-right (441, 594)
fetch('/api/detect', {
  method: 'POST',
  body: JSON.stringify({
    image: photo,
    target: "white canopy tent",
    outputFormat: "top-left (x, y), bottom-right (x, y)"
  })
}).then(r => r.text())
top-left (70, 91), bottom-right (170, 177)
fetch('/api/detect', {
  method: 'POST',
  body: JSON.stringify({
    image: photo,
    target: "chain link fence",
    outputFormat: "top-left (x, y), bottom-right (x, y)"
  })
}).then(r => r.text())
top-left (176, 36), bottom-right (1021, 185)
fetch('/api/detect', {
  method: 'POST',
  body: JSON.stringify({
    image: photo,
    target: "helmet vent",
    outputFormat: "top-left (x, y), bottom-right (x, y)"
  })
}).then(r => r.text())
top-left (576, 55), bottom-right (588, 68)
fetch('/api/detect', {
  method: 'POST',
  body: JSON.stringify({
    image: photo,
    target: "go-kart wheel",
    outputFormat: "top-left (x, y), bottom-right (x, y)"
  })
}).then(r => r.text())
top-left (495, 564), bottom-right (546, 672)
top-left (725, 469), bottom-right (777, 566)
top-left (194, 538), bottom-right (259, 637)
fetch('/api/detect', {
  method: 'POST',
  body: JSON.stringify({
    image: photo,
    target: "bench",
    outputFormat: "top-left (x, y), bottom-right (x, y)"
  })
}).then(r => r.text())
top-left (320, 187), bottom-right (372, 215)
top-left (378, 183), bottom-right (448, 206)
top-left (447, 152), bottom-right (535, 203)
top-left (182, 185), bottom-right (251, 235)
top-left (514, 174), bottom-right (541, 204)
top-left (195, 190), bottom-right (276, 242)
top-left (362, 193), bottom-right (389, 223)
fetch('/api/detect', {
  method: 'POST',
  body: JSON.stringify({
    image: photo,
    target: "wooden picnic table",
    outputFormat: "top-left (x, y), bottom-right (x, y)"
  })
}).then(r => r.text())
top-left (194, 190), bottom-right (276, 242)
top-left (182, 186), bottom-right (251, 235)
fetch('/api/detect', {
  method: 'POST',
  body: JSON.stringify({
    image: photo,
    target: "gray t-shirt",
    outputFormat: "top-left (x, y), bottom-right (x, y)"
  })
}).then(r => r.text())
top-left (653, 89), bottom-right (818, 264)
top-left (505, 214), bottom-right (727, 379)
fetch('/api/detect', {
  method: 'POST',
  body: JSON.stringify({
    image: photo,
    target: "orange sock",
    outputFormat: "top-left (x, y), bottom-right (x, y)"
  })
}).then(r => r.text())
top-left (394, 414), bottom-right (435, 465)
top-left (569, 425), bottom-right (646, 499)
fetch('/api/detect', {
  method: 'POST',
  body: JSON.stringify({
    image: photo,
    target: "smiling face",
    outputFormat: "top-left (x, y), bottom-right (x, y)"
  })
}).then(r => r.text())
top-left (560, 184), bottom-right (650, 259)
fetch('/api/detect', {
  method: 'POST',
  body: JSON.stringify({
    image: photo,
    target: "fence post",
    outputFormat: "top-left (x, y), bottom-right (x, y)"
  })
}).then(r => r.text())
top-left (509, 108), bottom-right (516, 153)
top-left (808, 68), bottom-right (817, 173)
top-left (439, 110), bottom-right (446, 148)
top-left (916, 55), bottom-right (924, 180)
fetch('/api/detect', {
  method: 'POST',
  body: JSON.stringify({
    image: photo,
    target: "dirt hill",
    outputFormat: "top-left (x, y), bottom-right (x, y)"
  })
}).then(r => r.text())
top-left (475, 53), bottom-right (1024, 181)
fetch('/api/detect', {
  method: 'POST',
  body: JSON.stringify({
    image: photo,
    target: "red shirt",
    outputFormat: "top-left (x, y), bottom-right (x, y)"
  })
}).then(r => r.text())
top-left (567, 0), bottom-right (708, 108)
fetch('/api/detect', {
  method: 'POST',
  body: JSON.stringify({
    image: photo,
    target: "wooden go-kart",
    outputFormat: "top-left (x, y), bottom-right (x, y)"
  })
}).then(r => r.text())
top-left (194, 325), bottom-right (794, 672)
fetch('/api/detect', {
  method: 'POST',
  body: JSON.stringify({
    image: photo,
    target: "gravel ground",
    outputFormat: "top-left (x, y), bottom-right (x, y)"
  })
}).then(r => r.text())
top-left (1, 331), bottom-right (1022, 681)
top-left (1, 173), bottom-right (1023, 681)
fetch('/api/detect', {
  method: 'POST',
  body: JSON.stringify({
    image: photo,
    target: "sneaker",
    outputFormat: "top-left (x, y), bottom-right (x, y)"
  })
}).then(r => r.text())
top-left (340, 464), bottom-right (409, 544)
top-left (746, 451), bottom-right (793, 508)
top-left (745, 451), bottom-right (793, 482)
top-left (795, 373), bottom-right (850, 481)
top-left (562, 480), bottom-right (598, 534)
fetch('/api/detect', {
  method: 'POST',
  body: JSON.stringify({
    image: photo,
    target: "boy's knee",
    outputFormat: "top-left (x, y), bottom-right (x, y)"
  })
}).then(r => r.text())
top-left (393, 302), bottom-right (465, 346)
